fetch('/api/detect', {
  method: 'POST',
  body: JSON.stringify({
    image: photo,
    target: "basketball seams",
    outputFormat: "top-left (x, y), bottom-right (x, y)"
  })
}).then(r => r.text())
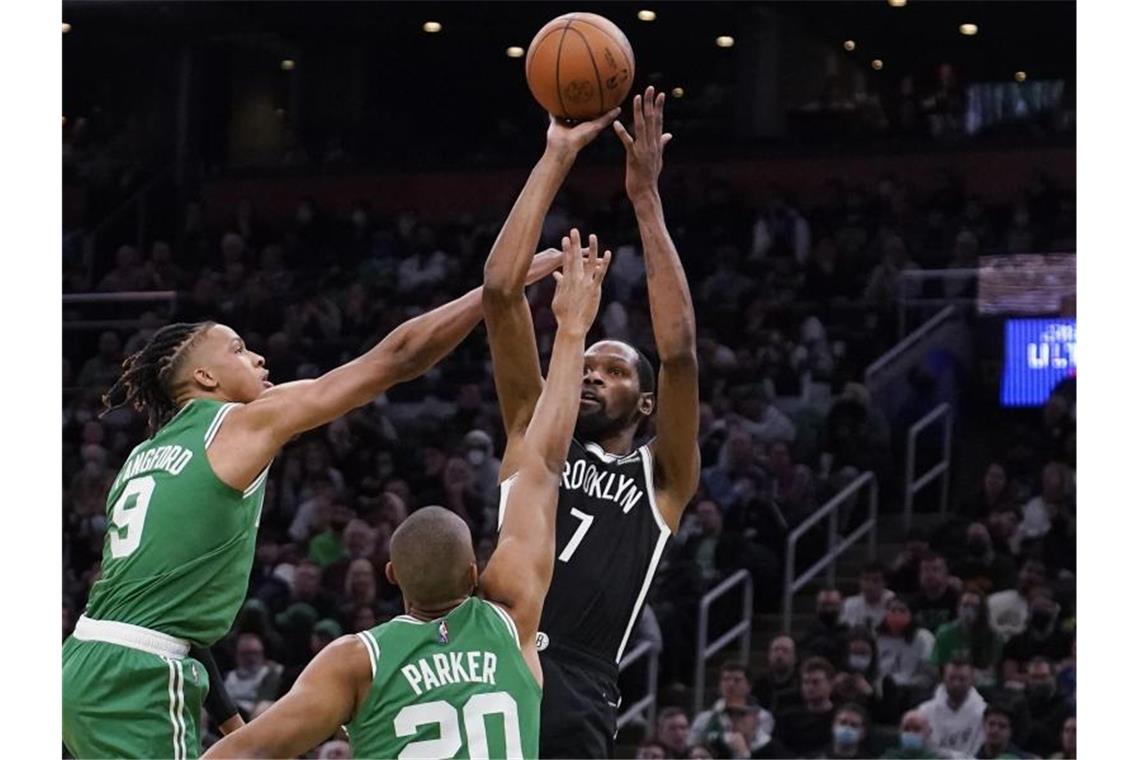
top-left (554, 19), bottom-right (573, 119)
top-left (566, 15), bottom-right (635, 82)
top-left (525, 26), bottom-right (566, 86)
top-left (567, 27), bottom-right (606, 115)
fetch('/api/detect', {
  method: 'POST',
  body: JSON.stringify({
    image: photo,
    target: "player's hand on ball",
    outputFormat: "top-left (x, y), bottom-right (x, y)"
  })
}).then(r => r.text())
top-left (613, 86), bottom-right (673, 201)
top-left (551, 228), bottom-right (611, 334)
top-left (546, 108), bottom-right (622, 158)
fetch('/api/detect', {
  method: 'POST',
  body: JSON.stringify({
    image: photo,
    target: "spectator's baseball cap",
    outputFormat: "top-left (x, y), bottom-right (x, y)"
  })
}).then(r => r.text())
top-left (313, 618), bottom-right (343, 640)
top-left (275, 602), bottom-right (319, 632)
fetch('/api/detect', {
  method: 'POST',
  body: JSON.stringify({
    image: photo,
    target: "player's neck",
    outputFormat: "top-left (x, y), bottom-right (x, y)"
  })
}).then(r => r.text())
top-left (586, 427), bottom-right (637, 457)
top-left (404, 596), bottom-right (469, 622)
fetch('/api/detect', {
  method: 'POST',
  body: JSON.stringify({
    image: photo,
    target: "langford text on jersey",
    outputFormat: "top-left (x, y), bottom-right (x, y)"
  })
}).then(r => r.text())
top-left (401, 651), bottom-right (500, 696)
top-left (113, 445), bottom-right (194, 489)
top-left (560, 459), bottom-right (644, 513)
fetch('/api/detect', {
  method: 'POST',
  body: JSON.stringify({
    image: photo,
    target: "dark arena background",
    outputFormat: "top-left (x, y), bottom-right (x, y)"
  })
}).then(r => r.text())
top-left (62, 2), bottom-right (1076, 758)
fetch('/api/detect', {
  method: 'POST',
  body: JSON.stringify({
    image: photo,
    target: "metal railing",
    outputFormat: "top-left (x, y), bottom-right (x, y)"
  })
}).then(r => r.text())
top-left (782, 472), bottom-right (879, 630)
top-left (616, 640), bottom-right (660, 735)
top-left (903, 403), bottom-right (953, 533)
top-left (864, 305), bottom-right (956, 392)
top-left (693, 569), bottom-right (753, 715)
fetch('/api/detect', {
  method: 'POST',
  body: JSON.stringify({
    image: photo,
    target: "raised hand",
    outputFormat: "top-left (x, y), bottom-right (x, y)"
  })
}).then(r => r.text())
top-left (550, 228), bottom-right (612, 335)
top-left (613, 86), bottom-right (672, 201)
top-left (546, 108), bottom-right (622, 159)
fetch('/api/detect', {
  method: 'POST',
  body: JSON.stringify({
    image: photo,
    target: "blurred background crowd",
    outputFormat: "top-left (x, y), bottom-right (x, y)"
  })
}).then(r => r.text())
top-left (62, 2), bottom-right (1076, 758)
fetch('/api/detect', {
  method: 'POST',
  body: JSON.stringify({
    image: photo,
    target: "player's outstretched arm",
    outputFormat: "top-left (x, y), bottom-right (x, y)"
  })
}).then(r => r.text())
top-left (202, 636), bottom-right (370, 759)
top-left (481, 229), bottom-right (611, 681)
top-left (614, 86), bottom-right (700, 533)
top-left (209, 252), bottom-right (561, 489)
top-left (484, 109), bottom-right (619, 480)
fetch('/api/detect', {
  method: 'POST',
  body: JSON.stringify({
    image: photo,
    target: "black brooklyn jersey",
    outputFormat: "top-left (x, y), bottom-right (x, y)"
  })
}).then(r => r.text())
top-left (498, 437), bottom-right (671, 664)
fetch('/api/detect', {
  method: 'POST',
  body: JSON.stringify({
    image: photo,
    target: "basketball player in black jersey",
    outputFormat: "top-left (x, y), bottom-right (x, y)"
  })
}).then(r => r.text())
top-left (483, 87), bottom-right (699, 758)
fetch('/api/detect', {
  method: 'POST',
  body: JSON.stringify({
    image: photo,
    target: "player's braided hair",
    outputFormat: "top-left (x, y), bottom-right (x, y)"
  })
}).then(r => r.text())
top-left (101, 321), bottom-right (214, 436)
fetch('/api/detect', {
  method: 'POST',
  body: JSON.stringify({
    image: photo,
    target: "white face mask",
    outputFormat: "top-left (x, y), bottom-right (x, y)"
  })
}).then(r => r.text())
top-left (466, 450), bottom-right (486, 467)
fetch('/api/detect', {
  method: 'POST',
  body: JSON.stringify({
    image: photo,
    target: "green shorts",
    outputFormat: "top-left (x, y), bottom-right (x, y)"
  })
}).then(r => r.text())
top-left (62, 622), bottom-right (208, 760)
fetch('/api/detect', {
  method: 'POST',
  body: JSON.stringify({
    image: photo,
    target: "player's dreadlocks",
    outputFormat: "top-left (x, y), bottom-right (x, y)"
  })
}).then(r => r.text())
top-left (101, 321), bottom-right (215, 436)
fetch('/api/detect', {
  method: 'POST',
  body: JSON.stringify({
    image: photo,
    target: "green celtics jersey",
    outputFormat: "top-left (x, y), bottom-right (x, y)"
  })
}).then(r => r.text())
top-left (84, 398), bottom-right (269, 646)
top-left (347, 597), bottom-right (541, 760)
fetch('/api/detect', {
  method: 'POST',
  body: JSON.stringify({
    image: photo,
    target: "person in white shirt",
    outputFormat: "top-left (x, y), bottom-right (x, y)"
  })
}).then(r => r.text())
top-left (917, 659), bottom-right (987, 758)
top-left (841, 561), bottom-right (896, 630)
top-left (988, 558), bottom-right (1048, 641)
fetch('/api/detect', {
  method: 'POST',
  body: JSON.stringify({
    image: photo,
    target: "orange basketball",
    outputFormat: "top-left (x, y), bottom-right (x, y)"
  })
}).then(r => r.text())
top-left (525, 12), bottom-right (635, 121)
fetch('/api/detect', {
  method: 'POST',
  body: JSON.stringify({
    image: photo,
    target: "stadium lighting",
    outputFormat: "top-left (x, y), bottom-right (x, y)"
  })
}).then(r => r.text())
top-left (959, 23), bottom-right (979, 36)
top-left (506, 46), bottom-right (525, 58)
top-left (280, 59), bottom-right (295, 71)
top-left (887, 0), bottom-right (907, 6)
top-left (62, 22), bottom-right (71, 34)
top-left (715, 36), bottom-right (735, 48)
top-left (1015, 70), bottom-right (1027, 82)
top-left (637, 10), bottom-right (656, 21)
top-left (871, 59), bottom-right (884, 70)
top-left (275, 108), bottom-right (286, 118)
top-left (423, 21), bottom-right (442, 33)
top-left (671, 87), bottom-right (684, 98)
top-left (843, 40), bottom-right (856, 51)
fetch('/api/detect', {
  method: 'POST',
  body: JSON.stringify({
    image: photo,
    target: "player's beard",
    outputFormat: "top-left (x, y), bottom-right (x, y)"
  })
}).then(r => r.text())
top-left (575, 399), bottom-right (637, 441)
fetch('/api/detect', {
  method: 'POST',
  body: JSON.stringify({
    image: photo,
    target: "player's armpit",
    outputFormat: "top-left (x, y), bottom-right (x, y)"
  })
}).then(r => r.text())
top-left (202, 636), bottom-right (370, 759)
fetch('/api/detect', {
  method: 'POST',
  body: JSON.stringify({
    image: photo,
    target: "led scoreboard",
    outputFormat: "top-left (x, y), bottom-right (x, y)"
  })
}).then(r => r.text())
top-left (1000, 318), bottom-right (1076, 407)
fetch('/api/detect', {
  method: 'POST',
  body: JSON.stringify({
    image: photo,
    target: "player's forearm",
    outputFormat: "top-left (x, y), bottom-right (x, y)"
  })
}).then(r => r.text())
top-left (633, 193), bottom-right (698, 363)
top-left (523, 326), bottom-right (587, 472)
top-left (483, 149), bottom-right (576, 296)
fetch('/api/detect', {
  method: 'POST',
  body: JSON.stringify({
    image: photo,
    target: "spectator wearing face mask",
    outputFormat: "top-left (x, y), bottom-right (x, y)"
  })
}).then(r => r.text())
top-left (880, 710), bottom-right (947, 759)
top-left (841, 561), bottom-right (896, 630)
top-left (814, 703), bottom-right (874, 759)
top-left (977, 704), bottom-right (1034, 759)
top-left (951, 524), bottom-right (1018, 595)
top-left (799, 589), bottom-right (850, 669)
top-left (931, 589), bottom-right (1003, 690)
top-left (911, 553), bottom-right (960, 633)
top-left (754, 634), bottom-right (801, 714)
top-left (877, 597), bottom-right (937, 707)
top-left (461, 429), bottom-right (501, 526)
top-left (988, 559), bottom-right (1049, 641)
top-left (1020, 659), bottom-right (1071, 758)
top-left (917, 659), bottom-right (987, 758)
top-left (1001, 588), bottom-right (1073, 686)
top-left (833, 627), bottom-right (901, 724)
top-left (774, 657), bottom-right (837, 757)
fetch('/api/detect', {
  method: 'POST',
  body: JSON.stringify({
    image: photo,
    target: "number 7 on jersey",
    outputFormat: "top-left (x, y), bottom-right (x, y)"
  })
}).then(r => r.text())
top-left (558, 508), bottom-right (594, 563)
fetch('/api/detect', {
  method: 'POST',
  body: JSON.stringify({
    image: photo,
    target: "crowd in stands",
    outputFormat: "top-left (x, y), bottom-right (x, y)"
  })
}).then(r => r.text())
top-left (62, 162), bottom-right (1075, 757)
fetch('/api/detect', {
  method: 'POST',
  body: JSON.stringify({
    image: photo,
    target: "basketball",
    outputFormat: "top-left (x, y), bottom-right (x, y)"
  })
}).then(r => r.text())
top-left (525, 12), bottom-right (635, 121)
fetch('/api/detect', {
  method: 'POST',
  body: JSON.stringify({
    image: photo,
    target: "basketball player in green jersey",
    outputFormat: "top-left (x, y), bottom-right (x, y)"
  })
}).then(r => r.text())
top-left (62, 252), bottom-right (563, 760)
top-left (203, 230), bottom-right (611, 760)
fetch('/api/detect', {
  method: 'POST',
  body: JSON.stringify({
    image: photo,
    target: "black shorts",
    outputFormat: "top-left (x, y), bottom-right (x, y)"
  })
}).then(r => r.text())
top-left (538, 640), bottom-right (621, 759)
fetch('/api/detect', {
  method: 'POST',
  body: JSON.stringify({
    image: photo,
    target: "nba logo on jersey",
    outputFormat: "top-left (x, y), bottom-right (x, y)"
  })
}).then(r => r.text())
top-left (437, 621), bottom-right (450, 644)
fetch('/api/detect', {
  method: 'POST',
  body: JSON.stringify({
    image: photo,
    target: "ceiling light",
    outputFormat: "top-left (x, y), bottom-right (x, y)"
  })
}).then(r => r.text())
top-left (1014, 70), bottom-right (1027, 82)
top-left (871, 59), bottom-right (884, 70)
top-left (280, 59), bottom-right (295, 71)
top-left (506, 46), bottom-right (524, 58)
top-left (715, 36), bottom-right (735, 48)
top-left (887, 0), bottom-right (907, 6)
top-left (637, 10), bottom-right (656, 21)
top-left (671, 87), bottom-right (684, 98)
top-left (62, 116), bottom-right (67, 125)
top-left (843, 40), bottom-right (856, 51)
top-left (423, 21), bottom-right (442, 33)
top-left (275, 108), bottom-right (286, 117)
top-left (62, 22), bottom-right (71, 34)
top-left (959, 23), bottom-right (979, 36)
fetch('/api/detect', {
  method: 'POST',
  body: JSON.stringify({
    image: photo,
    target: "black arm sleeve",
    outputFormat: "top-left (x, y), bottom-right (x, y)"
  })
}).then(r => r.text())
top-left (189, 645), bottom-right (240, 725)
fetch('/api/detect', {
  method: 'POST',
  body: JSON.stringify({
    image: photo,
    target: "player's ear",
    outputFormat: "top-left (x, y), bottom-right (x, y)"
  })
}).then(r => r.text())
top-left (637, 392), bottom-right (655, 418)
top-left (191, 366), bottom-right (219, 391)
top-left (385, 561), bottom-right (399, 588)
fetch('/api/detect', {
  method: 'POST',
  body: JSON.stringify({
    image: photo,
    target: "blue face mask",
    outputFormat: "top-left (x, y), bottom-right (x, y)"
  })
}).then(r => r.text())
top-left (900, 731), bottom-right (925, 751)
top-left (833, 725), bottom-right (861, 747)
